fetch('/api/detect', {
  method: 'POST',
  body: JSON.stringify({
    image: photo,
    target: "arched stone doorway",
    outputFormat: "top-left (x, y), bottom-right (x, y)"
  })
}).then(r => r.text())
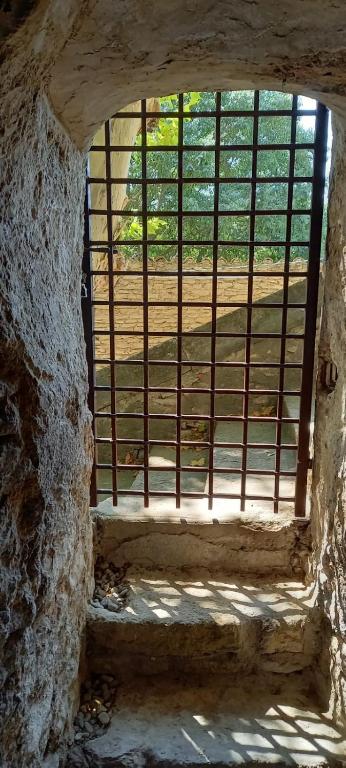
top-left (0, 3), bottom-right (345, 765)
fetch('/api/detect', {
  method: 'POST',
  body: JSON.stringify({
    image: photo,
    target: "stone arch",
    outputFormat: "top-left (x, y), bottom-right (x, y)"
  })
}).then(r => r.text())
top-left (46, 1), bottom-right (346, 150)
top-left (1, 2), bottom-right (345, 765)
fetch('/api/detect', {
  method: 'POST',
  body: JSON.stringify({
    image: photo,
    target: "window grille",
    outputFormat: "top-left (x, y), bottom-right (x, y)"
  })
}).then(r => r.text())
top-left (83, 90), bottom-right (328, 516)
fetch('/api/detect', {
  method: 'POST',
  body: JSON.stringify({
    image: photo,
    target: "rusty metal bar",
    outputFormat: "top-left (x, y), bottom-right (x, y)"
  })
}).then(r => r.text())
top-left (141, 100), bottom-right (150, 507)
top-left (91, 142), bottom-right (315, 153)
top-left (90, 207), bottom-right (311, 217)
top-left (88, 176), bottom-right (313, 185)
top-left (208, 92), bottom-right (221, 509)
top-left (82, 173), bottom-right (97, 507)
top-left (240, 90), bottom-right (259, 512)
top-left (295, 102), bottom-right (329, 517)
top-left (95, 437), bottom-right (298, 450)
top-left (274, 95), bottom-right (298, 513)
top-left (90, 269), bottom-right (309, 278)
top-left (175, 93), bottom-right (184, 508)
top-left (104, 119), bottom-right (118, 505)
top-left (94, 411), bottom-right (299, 424)
top-left (112, 109), bottom-right (317, 119)
top-left (94, 358), bottom-right (304, 369)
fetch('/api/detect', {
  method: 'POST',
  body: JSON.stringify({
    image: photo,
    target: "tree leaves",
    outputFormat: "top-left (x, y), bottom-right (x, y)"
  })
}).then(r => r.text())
top-left (121, 90), bottom-right (315, 263)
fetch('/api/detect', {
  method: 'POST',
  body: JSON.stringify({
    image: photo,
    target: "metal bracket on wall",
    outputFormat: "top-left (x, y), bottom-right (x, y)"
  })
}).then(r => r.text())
top-left (320, 360), bottom-right (338, 393)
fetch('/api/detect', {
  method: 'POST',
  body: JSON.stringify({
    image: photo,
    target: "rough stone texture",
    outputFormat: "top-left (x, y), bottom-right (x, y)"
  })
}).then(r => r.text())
top-left (0, 0), bottom-right (37, 41)
top-left (311, 118), bottom-right (346, 727)
top-left (87, 574), bottom-right (320, 679)
top-left (0, 7), bottom-right (93, 767)
top-left (81, 675), bottom-right (346, 768)
top-left (48, 0), bottom-right (346, 151)
top-left (94, 507), bottom-right (311, 578)
top-left (1, 1), bottom-right (346, 764)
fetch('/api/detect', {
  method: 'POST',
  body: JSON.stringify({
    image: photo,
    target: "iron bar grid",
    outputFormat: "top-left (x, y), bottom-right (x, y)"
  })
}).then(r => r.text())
top-left (84, 90), bottom-right (328, 515)
top-left (240, 90), bottom-right (259, 511)
top-left (176, 93), bottom-right (184, 507)
top-left (104, 120), bottom-right (118, 505)
top-left (274, 95), bottom-right (298, 513)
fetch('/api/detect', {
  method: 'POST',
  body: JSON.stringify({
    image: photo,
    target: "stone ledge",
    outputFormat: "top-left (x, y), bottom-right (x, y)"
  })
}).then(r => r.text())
top-left (87, 573), bottom-right (319, 678)
top-left (93, 504), bottom-right (311, 577)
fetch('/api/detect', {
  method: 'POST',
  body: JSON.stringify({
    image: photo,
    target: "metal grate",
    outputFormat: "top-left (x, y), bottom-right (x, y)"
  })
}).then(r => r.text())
top-left (83, 90), bottom-right (328, 516)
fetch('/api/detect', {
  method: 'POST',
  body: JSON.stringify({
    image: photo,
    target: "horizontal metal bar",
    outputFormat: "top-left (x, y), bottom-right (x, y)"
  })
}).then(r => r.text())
top-left (93, 329), bottom-right (304, 339)
top-left (94, 358), bottom-right (303, 369)
top-left (91, 269), bottom-right (309, 278)
top-left (95, 436), bottom-right (298, 450)
top-left (90, 238), bottom-right (310, 247)
top-left (90, 207), bottom-right (311, 218)
top-left (96, 462), bottom-right (296, 476)
top-left (95, 385), bottom-right (302, 396)
top-left (88, 175), bottom-right (313, 186)
top-left (110, 109), bottom-right (316, 119)
top-left (96, 488), bottom-right (296, 502)
top-left (92, 299), bottom-right (307, 309)
top-left (91, 142), bottom-right (315, 153)
top-left (95, 411), bottom-right (299, 423)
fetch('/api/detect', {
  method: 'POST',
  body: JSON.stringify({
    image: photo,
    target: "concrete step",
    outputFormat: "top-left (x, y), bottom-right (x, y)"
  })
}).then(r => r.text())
top-left (79, 674), bottom-right (346, 767)
top-left (87, 573), bottom-right (319, 679)
top-left (93, 503), bottom-right (310, 578)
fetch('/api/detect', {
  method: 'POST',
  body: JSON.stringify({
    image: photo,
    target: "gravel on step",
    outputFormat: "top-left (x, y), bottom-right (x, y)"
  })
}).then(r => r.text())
top-left (91, 556), bottom-right (130, 613)
top-left (71, 673), bottom-right (118, 746)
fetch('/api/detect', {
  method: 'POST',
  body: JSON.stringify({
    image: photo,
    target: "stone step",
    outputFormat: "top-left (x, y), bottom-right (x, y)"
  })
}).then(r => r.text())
top-left (93, 503), bottom-right (310, 577)
top-left (77, 674), bottom-right (346, 767)
top-left (87, 573), bottom-right (319, 680)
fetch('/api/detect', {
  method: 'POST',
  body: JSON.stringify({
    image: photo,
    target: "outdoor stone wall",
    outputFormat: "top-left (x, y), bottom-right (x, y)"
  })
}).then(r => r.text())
top-left (1, 1), bottom-right (346, 765)
top-left (93, 257), bottom-right (307, 359)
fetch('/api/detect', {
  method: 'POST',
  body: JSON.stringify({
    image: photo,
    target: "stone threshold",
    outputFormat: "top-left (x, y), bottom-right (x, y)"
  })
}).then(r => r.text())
top-left (93, 504), bottom-right (311, 578)
top-left (92, 495), bottom-right (309, 526)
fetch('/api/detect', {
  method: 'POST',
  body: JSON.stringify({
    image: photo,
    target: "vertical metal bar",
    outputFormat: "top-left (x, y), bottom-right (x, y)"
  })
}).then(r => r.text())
top-left (295, 102), bottom-right (328, 517)
top-left (105, 119), bottom-right (118, 506)
top-left (82, 168), bottom-right (97, 506)
top-left (141, 100), bottom-right (150, 507)
top-left (176, 93), bottom-right (184, 508)
top-left (208, 92), bottom-right (222, 510)
top-left (274, 95), bottom-right (298, 513)
top-left (240, 91), bottom-right (259, 511)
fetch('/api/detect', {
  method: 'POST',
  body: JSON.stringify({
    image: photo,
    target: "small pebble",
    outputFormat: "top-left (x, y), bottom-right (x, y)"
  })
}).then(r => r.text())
top-left (101, 597), bottom-right (121, 612)
top-left (98, 711), bottom-right (111, 726)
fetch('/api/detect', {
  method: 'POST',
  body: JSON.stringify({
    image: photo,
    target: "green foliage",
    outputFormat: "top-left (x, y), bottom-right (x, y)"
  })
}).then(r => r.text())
top-left (119, 91), bottom-right (318, 263)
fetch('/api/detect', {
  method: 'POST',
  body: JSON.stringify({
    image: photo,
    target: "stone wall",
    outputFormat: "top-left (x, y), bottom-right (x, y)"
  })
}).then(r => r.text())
top-left (0, 7), bottom-right (93, 767)
top-left (93, 257), bottom-right (307, 359)
top-left (311, 117), bottom-right (346, 724)
top-left (1, 1), bottom-right (346, 765)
